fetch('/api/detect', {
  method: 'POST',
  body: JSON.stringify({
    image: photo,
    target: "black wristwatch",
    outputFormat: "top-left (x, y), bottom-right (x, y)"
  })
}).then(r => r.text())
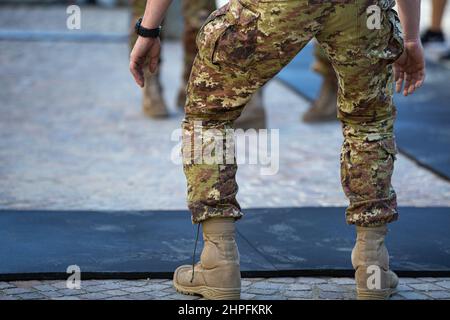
top-left (135, 18), bottom-right (161, 38)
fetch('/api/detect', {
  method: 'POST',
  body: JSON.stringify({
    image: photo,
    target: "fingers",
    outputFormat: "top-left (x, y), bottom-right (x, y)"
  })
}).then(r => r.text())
top-left (401, 66), bottom-right (426, 96)
top-left (394, 51), bottom-right (407, 94)
top-left (403, 70), bottom-right (413, 96)
top-left (410, 72), bottom-right (421, 95)
top-left (129, 38), bottom-right (158, 88)
top-left (415, 69), bottom-right (425, 89)
top-left (394, 66), bottom-right (404, 94)
top-left (410, 70), bottom-right (425, 94)
top-left (129, 59), bottom-right (144, 88)
top-left (395, 75), bottom-right (403, 94)
top-left (393, 48), bottom-right (427, 96)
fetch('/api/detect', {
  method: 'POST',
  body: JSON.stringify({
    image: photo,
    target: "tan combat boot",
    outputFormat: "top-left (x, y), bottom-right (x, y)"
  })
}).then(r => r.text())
top-left (173, 217), bottom-right (241, 300)
top-left (234, 91), bottom-right (267, 130)
top-left (302, 75), bottom-right (338, 123)
top-left (142, 69), bottom-right (169, 118)
top-left (352, 225), bottom-right (399, 300)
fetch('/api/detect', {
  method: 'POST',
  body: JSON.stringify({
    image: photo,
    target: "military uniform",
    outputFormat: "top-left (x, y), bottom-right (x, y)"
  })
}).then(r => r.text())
top-left (178, 0), bottom-right (267, 128)
top-left (183, 0), bottom-right (403, 227)
top-left (131, 0), bottom-right (266, 127)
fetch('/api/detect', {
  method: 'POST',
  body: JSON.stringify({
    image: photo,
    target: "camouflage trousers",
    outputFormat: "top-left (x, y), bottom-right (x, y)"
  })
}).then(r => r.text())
top-left (130, 0), bottom-right (333, 103)
top-left (131, 0), bottom-right (333, 82)
top-left (183, 0), bottom-right (403, 227)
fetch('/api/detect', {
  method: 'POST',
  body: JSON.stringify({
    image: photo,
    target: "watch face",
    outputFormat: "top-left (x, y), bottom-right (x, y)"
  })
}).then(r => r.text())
top-left (135, 18), bottom-right (142, 32)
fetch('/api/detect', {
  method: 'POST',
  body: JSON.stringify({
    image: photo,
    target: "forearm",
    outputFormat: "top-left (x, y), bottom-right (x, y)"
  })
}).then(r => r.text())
top-left (141, 0), bottom-right (173, 29)
top-left (396, 0), bottom-right (421, 42)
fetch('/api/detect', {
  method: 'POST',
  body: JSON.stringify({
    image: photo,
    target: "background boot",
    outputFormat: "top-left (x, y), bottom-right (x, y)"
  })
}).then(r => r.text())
top-left (352, 225), bottom-right (399, 300)
top-left (234, 91), bottom-right (267, 130)
top-left (173, 217), bottom-right (241, 300)
top-left (302, 76), bottom-right (338, 123)
top-left (142, 70), bottom-right (169, 118)
top-left (130, 0), bottom-right (168, 118)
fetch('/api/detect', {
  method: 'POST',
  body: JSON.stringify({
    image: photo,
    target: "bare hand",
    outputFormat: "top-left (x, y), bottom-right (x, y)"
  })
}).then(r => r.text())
top-left (394, 40), bottom-right (425, 96)
top-left (129, 36), bottom-right (161, 87)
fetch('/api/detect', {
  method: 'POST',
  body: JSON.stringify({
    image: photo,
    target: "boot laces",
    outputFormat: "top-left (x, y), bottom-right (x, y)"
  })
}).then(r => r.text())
top-left (190, 223), bottom-right (201, 283)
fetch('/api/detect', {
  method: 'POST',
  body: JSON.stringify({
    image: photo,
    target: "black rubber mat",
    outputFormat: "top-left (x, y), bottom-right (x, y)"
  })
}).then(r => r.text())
top-left (277, 44), bottom-right (450, 180)
top-left (394, 61), bottom-right (450, 180)
top-left (1, 207), bottom-right (449, 280)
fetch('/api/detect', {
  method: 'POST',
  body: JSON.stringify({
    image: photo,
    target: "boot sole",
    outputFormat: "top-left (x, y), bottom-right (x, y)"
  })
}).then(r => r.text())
top-left (173, 280), bottom-right (240, 300)
top-left (356, 287), bottom-right (397, 300)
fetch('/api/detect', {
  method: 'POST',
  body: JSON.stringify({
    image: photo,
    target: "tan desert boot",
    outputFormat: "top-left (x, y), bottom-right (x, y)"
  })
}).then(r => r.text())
top-left (142, 69), bottom-right (169, 118)
top-left (352, 225), bottom-right (399, 300)
top-left (173, 217), bottom-right (241, 300)
top-left (302, 75), bottom-right (338, 123)
top-left (234, 91), bottom-right (267, 130)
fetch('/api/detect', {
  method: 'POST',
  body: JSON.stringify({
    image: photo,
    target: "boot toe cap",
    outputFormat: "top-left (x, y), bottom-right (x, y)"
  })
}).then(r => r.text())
top-left (173, 265), bottom-right (193, 286)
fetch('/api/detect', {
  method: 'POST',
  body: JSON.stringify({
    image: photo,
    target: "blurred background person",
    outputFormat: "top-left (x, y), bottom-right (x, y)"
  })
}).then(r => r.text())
top-left (421, 0), bottom-right (450, 61)
top-left (130, 0), bottom-right (168, 118)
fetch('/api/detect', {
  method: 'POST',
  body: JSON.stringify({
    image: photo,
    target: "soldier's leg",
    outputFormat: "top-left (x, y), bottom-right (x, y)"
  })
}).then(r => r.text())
top-left (130, 0), bottom-right (168, 118)
top-left (178, 0), bottom-right (267, 130)
top-left (184, 0), bottom-right (324, 223)
top-left (317, 0), bottom-right (404, 299)
top-left (174, 0), bottom-right (321, 299)
top-left (302, 42), bottom-right (338, 123)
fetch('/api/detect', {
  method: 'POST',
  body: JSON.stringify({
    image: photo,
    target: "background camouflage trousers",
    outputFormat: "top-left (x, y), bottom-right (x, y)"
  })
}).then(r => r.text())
top-left (180, 0), bottom-right (217, 85)
top-left (313, 41), bottom-right (335, 78)
top-left (183, 0), bottom-right (403, 227)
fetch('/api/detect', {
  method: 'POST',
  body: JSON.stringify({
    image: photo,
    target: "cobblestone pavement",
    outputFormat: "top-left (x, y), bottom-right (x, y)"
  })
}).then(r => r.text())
top-left (1, 277), bottom-right (450, 300)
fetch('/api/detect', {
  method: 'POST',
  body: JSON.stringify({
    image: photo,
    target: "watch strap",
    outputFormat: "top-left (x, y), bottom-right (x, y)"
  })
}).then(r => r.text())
top-left (135, 18), bottom-right (161, 38)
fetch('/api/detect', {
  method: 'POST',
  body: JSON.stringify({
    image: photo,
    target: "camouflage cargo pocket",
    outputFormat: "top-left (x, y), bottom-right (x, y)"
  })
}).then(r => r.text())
top-left (379, 138), bottom-right (398, 161)
top-left (386, 8), bottom-right (404, 63)
top-left (196, 0), bottom-right (260, 70)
